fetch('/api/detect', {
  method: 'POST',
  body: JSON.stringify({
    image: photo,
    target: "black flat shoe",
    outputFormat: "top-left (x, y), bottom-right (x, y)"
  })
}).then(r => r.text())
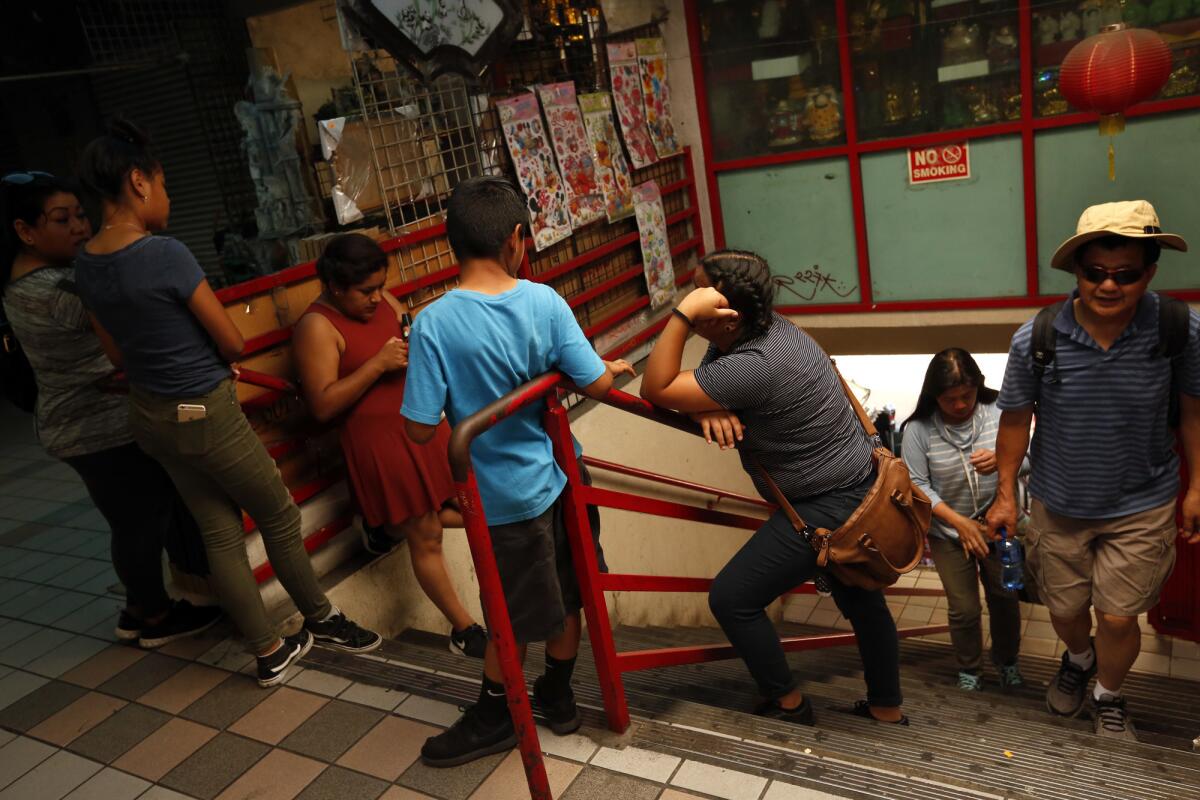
top-left (849, 700), bottom-right (908, 726)
top-left (755, 695), bottom-right (815, 726)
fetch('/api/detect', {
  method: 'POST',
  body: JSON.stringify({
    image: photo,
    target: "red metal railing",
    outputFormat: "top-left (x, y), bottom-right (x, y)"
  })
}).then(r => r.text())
top-left (446, 372), bottom-right (949, 800)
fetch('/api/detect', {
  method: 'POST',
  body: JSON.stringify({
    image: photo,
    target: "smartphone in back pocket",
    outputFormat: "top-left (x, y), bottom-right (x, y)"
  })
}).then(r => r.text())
top-left (177, 403), bottom-right (207, 423)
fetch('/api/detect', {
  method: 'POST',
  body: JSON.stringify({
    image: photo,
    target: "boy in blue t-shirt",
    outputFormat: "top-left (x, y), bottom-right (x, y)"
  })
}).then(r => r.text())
top-left (402, 176), bottom-right (633, 767)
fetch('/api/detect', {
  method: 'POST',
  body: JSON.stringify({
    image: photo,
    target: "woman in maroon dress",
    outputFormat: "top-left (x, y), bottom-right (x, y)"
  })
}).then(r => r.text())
top-left (294, 234), bottom-right (486, 657)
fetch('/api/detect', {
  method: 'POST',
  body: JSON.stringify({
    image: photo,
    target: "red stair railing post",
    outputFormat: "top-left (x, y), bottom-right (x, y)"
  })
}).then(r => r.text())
top-left (449, 381), bottom-right (563, 800)
top-left (544, 393), bottom-right (631, 734)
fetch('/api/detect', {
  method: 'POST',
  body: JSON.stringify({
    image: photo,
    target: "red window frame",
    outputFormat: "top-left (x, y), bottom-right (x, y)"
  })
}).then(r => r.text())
top-left (684, 0), bottom-right (1200, 314)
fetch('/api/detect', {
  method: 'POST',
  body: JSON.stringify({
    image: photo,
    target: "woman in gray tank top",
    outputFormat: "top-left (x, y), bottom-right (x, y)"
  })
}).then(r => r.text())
top-left (1, 171), bottom-right (220, 647)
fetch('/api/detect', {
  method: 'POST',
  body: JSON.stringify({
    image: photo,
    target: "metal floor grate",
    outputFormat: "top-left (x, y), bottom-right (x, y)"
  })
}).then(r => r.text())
top-left (304, 622), bottom-right (1200, 800)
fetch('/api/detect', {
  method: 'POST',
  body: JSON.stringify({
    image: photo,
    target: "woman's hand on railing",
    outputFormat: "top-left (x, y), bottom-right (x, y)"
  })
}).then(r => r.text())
top-left (690, 410), bottom-right (744, 450)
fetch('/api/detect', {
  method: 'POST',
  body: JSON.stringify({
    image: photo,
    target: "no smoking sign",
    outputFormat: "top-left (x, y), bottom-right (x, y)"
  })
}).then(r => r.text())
top-left (908, 143), bottom-right (971, 184)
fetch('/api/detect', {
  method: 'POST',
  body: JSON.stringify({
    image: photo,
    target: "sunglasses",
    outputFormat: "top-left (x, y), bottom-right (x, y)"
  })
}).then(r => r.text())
top-left (1078, 265), bottom-right (1147, 286)
top-left (1, 170), bottom-right (54, 185)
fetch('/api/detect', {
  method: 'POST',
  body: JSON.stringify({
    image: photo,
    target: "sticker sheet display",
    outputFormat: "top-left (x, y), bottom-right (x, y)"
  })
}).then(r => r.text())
top-left (636, 38), bottom-right (682, 158)
top-left (633, 180), bottom-right (676, 310)
top-left (606, 42), bottom-right (659, 170)
top-left (536, 82), bottom-right (605, 229)
top-left (496, 92), bottom-right (572, 251)
top-left (578, 92), bottom-right (635, 223)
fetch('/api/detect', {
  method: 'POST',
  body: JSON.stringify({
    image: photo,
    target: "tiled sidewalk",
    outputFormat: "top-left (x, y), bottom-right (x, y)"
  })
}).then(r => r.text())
top-left (0, 413), bottom-right (846, 800)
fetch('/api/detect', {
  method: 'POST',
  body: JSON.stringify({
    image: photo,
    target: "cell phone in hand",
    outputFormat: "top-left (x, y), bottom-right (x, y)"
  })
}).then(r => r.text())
top-left (400, 313), bottom-right (413, 342)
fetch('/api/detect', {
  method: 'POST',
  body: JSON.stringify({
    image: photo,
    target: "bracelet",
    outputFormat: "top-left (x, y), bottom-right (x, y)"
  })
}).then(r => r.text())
top-left (672, 307), bottom-right (694, 328)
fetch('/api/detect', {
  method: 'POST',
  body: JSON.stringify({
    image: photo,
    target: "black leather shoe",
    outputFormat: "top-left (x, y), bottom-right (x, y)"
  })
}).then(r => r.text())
top-left (755, 695), bottom-right (815, 726)
top-left (420, 704), bottom-right (516, 767)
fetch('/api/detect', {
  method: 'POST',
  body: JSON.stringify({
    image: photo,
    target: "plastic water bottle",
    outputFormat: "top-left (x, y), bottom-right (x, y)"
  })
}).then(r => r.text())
top-left (996, 527), bottom-right (1024, 591)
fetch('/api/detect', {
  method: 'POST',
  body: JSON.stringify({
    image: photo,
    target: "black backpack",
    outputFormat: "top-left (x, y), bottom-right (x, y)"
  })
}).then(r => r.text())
top-left (0, 305), bottom-right (37, 413)
top-left (1030, 294), bottom-right (1190, 426)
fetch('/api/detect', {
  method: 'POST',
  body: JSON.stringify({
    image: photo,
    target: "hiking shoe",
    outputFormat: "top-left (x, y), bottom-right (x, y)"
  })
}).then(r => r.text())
top-left (257, 630), bottom-right (312, 687)
top-left (449, 624), bottom-right (488, 659)
top-left (850, 700), bottom-right (909, 726)
top-left (138, 601), bottom-right (223, 649)
top-left (998, 662), bottom-right (1025, 691)
top-left (1092, 693), bottom-right (1138, 741)
top-left (304, 610), bottom-right (382, 653)
top-left (420, 703), bottom-right (516, 767)
top-left (115, 610), bottom-right (142, 642)
top-left (533, 675), bottom-right (582, 735)
top-left (1046, 649), bottom-right (1096, 717)
top-left (754, 695), bottom-right (815, 726)
top-left (957, 671), bottom-right (984, 692)
top-left (361, 522), bottom-right (395, 556)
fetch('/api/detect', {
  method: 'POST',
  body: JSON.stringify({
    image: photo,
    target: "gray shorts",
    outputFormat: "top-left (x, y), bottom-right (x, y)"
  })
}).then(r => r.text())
top-left (489, 490), bottom-right (582, 643)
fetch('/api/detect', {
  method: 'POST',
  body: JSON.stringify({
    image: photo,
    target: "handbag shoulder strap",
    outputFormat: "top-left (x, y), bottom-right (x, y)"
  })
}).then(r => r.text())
top-left (781, 317), bottom-right (878, 438)
top-left (758, 465), bottom-right (809, 532)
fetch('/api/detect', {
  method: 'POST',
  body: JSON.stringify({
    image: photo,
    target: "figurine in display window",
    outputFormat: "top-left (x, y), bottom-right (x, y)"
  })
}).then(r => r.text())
top-left (1147, 0), bottom-right (1173, 25)
top-left (1059, 8), bottom-right (1082, 40)
top-left (987, 23), bottom-right (1019, 69)
top-left (1122, 0), bottom-right (1150, 26)
top-left (1101, 0), bottom-right (1125, 25)
top-left (805, 86), bottom-right (842, 143)
top-left (967, 84), bottom-right (999, 124)
top-left (1001, 84), bottom-right (1022, 120)
top-left (941, 21), bottom-right (984, 67)
top-left (1036, 79), bottom-right (1070, 115)
top-left (1164, 61), bottom-right (1199, 96)
top-left (908, 80), bottom-right (928, 124)
top-left (1172, 0), bottom-right (1196, 21)
top-left (768, 99), bottom-right (805, 147)
top-left (1079, 0), bottom-right (1103, 37)
top-left (884, 83), bottom-right (907, 125)
top-left (943, 89), bottom-right (971, 129)
top-left (1036, 13), bottom-right (1060, 45)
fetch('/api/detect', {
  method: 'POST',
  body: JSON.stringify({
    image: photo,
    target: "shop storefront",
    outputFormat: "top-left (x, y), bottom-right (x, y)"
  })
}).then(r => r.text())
top-left (684, 0), bottom-right (1200, 312)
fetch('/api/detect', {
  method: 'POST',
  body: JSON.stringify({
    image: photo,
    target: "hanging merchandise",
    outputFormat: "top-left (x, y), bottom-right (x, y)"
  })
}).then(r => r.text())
top-left (497, 92), bottom-right (573, 251)
top-left (607, 41), bottom-right (659, 169)
top-left (636, 38), bottom-right (683, 158)
top-left (633, 180), bottom-right (676, 310)
top-left (1058, 23), bottom-right (1172, 180)
top-left (537, 82), bottom-right (606, 229)
top-left (578, 92), bottom-right (635, 223)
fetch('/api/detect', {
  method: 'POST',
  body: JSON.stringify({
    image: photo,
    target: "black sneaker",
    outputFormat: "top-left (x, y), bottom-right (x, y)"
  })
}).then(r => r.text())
top-left (532, 675), bottom-right (582, 735)
top-left (449, 624), bottom-right (488, 659)
top-left (361, 522), bottom-right (395, 556)
top-left (421, 703), bottom-right (516, 767)
top-left (138, 601), bottom-right (223, 649)
top-left (257, 630), bottom-right (313, 687)
top-left (1046, 647), bottom-right (1096, 717)
top-left (755, 695), bottom-right (815, 726)
top-left (115, 610), bottom-right (142, 642)
top-left (304, 610), bottom-right (382, 653)
top-left (850, 700), bottom-right (909, 726)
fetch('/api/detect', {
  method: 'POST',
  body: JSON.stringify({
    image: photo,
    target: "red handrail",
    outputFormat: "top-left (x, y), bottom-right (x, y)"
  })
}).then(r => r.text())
top-left (446, 372), bottom-right (949, 799)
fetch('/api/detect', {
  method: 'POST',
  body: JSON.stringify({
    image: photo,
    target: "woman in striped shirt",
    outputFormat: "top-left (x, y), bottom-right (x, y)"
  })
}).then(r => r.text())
top-left (901, 349), bottom-right (1024, 692)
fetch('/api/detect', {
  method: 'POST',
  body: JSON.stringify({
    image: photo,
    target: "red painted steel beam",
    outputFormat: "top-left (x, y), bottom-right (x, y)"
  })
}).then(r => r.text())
top-left (580, 485), bottom-right (767, 531)
top-left (836, 0), bottom-right (873, 307)
top-left (1018, 0), bottom-right (1039, 297)
top-left (615, 624), bottom-right (952, 672)
top-left (581, 456), bottom-right (774, 510)
top-left (599, 573), bottom-right (945, 597)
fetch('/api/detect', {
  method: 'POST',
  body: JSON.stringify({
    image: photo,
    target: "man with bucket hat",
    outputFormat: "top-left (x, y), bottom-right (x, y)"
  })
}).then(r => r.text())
top-left (987, 200), bottom-right (1200, 742)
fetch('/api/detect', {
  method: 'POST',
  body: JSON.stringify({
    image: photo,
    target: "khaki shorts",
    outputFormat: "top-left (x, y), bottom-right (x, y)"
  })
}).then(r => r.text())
top-left (1026, 499), bottom-right (1177, 618)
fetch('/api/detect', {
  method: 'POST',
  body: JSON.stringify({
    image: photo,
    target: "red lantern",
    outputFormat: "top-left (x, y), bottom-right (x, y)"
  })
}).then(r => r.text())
top-left (1058, 23), bottom-right (1172, 179)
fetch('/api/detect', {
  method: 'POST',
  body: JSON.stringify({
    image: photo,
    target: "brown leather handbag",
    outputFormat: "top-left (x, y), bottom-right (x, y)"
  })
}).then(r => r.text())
top-left (760, 361), bottom-right (932, 591)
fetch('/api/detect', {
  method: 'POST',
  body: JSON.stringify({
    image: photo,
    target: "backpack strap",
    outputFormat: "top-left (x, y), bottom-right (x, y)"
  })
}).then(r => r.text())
top-left (1156, 295), bottom-right (1190, 360)
top-left (1156, 295), bottom-right (1191, 428)
top-left (1031, 300), bottom-right (1064, 383)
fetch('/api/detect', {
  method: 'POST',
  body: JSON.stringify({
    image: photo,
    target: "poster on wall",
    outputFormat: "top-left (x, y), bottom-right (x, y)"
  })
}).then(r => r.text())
top-left (497, 92), bottom-right (573, 251)
top-left (607, 42), bottom-right (659, 170)
top-left (635, 38), bottom-right (682, 159)
top-left (578, 92), bottom-right (635, 223)
top-left (633, 180), bottom-right (676, 310)
top-left (907, 143), bottom-right (971, 185)
top-left (536, 82), bottom-right (606, 229)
